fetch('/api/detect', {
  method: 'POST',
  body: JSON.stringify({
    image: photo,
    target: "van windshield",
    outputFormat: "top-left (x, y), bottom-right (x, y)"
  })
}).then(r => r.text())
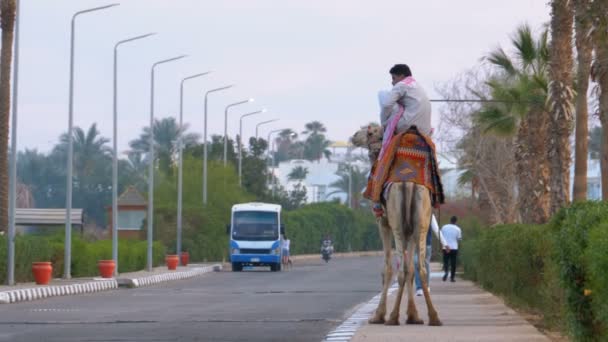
top-left (232, 211), bottom-right (279, 241)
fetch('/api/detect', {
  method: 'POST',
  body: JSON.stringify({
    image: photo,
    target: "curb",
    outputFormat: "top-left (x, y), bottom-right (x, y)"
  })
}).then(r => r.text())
top-left (0, 279), bottom-right (118, 305)
top-left (117, 264), bottom-right (222, 288)
top-left (323, 283), bottom-right (398, 342)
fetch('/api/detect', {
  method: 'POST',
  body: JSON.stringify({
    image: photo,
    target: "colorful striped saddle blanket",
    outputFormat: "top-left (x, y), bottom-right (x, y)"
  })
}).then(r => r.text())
top-left (363, 126), bottom-right (445, 207)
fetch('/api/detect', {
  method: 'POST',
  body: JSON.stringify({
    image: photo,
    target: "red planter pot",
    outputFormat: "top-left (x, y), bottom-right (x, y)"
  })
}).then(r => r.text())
top-left (31, 262), bottom-right (53, 285)
top-left (180, 252), bottom-right (189, 266)
top-left (166, 255), bottom-right (179, 270)
top-left (98, 260), bottom-right (116, 278)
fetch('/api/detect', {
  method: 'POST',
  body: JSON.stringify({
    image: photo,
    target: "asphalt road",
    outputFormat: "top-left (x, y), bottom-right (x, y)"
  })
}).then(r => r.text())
top-left (0, 256), bottom-right (384, 342)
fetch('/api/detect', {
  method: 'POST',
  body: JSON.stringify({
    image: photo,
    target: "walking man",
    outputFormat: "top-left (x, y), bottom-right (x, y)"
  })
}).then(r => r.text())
top-left (441, 216), bottom-right (462, 282)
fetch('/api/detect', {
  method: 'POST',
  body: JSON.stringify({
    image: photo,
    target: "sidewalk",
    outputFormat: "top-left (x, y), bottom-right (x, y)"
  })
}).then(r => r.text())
top-left (0, 263), bottom-right (221, 305)
top-left (348, 263), bottom-right (550, 342)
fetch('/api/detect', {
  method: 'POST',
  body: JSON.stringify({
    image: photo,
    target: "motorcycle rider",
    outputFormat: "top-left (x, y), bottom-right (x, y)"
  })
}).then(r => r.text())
top-left (321, 234), bottom-right (334, 259)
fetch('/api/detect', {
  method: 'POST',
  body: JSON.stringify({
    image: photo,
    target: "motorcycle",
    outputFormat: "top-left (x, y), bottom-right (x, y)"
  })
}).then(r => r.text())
top-left (321, 241), bottom-right (333, 263)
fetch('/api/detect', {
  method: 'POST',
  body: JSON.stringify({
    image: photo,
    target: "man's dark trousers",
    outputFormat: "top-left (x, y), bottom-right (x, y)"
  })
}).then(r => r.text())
top-left (443, 250), bottom-right (458, 281)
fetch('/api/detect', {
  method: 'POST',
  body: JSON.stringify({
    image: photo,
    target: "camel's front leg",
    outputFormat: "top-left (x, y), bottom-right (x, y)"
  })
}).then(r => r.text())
top-left (385, 184), bottom-right (408, 326)
top-left (369, 215), bottom-right (393, 324)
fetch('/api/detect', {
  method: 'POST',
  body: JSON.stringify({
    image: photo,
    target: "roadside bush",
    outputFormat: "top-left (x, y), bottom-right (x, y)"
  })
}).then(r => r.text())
top-left (0, 234), bottom-right (165, 284)
top-left (551, 201), bottom-right (608, 340)
top-left (462, 201), bottom-right (608, 341)
top-left (587, 222), bottom-right (608, 334)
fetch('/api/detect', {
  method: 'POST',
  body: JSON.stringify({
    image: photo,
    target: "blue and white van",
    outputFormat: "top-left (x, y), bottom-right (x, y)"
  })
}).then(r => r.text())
top-left (227, 202), bottom-right (284, 272)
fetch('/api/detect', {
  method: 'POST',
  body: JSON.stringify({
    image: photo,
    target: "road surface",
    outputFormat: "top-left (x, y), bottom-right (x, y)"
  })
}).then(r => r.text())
top-left (0, 256), bottom-right (383, 342)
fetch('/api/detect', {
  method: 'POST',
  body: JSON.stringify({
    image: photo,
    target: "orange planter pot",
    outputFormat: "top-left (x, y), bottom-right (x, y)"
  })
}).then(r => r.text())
top-left (31, 262), bottom-right (53, 285)
top-left (166, 255), bottom-right (179, 270)
top-left (180, 252), bottom-right (189, 266)
top-left (98, 260), bottom-right (116, 278)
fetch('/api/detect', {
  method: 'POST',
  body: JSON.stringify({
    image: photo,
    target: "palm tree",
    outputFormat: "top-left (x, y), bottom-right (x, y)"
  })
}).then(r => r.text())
top-left (54, 124), bottom-right (111, 180)
top-left (129, 117), bottom-right (200, 174)
top-left (275, 129), bottom-right (298, 163)
top-left (590, 0), bottom-right (608, 200)
top-left (52, 124), bottom-right (113, 225)
top-left (303, 133), bottom-right (332, 162)
top-left (0, 0), bottom-right (17, 232)
top-left (572, 0), bottom-right (593, 202)
top-left (328, 164), bottom-right (369, 209)
top-left (302, 121), bottom-right (326, 136)
top-left (287, 166), bottom-right (308, 182)
top-left (478, 24), bottom-right (552, 223)
top-left (547, 0), bottom-right (575, 213)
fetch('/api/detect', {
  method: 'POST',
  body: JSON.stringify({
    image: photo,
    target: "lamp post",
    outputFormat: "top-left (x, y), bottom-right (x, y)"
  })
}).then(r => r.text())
top-left (7, 0), bottom-right (22, 285)
top-left (266, 129), bottom-right (287, 196)
top-left (147, 55), bottom-right (187, 272)
top-left (177, 71), bottom-right (211, 264)
top-left (255, 119), bottom-right (279, 139)
top-left (112, 32), bottom-right (155, 275)
top-left (238, 109), bottom-right (265, 186)
top-left (203, 85), bottom-right (233, 205)
top-left (65, 3), bottom-right (119, 279)
top-left (223, 99), bottom-right (253, 166)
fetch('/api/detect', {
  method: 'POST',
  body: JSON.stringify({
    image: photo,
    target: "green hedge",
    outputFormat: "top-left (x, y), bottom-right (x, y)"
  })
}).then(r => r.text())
top-left (0, 234), bottom-right (165, 284)
top-left (284, 203), bottom-right (380, 254)
top-left (461, 201), bottom-right (608, 341)
top-left (551, 202), bottom-right (608, 340)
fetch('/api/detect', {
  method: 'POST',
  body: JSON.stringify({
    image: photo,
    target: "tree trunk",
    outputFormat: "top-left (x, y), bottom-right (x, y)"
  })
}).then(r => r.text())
top-left (591, 0), bottom-right (608, 200)
top-left (0, 0), bottom-right (17, 232)
top-left (517, 111), bottom-right (551, 224)
top-left (572, 0), bottom-right (593, 202)
top-left (548, 0), bottom-right (575, 214)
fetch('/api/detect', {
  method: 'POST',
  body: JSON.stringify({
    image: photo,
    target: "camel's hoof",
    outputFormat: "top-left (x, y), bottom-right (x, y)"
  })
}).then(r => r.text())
top-left (384, 318), bottom-right (400, 326)
top-left (428, 319), bottom-right (443, 326)
top-left (406, 317), bottom-right (424, 325)
top-left (368, 315), bottom-right (385, 324)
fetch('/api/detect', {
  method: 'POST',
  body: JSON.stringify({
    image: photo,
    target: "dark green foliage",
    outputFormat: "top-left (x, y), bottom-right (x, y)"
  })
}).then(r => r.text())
top-left (462, 202), bottom-right (608, 341)
top-left (551, 201), bottom-right (608, 340)
top-left (0, 234), bottom-right (165, 283)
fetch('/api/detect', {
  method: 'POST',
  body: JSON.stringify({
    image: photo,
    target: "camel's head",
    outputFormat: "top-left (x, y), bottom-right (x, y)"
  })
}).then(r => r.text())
top-left (351, 123), bottom-right (383, 148)
top-left (351, 123), bottom-right (383, 163)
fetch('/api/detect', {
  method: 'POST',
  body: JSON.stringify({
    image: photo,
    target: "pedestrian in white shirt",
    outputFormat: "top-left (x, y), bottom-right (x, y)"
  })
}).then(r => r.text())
top-left (441, 216), bottom-right (462, 282)
top-left (414, 213), bottom-right (448, 296)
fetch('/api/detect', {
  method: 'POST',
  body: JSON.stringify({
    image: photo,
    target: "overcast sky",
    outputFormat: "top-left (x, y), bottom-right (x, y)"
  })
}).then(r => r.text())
top-left (13, 0), bottom-right (550, 155)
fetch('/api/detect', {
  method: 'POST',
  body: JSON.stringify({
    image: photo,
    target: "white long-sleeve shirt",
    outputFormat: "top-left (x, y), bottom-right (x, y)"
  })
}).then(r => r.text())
top-left (430, 214), bottom-right (447, 247)
top-left (378, 78), bottom-right (432, 136)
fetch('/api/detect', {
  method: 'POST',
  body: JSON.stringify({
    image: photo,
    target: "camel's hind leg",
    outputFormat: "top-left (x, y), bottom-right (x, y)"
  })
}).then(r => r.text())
top-left (369, 215), bottom-right (393, 324)
top-left (384, 183), bottom-right (411, 326)
top-left (413, 185), bottom-right (442, 326)
top-left (402, 183), bottom-right (423, 325)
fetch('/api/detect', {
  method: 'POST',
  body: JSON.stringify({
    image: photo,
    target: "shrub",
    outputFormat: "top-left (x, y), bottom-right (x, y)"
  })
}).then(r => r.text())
top-left (551, 201), bottom-right (608, 340)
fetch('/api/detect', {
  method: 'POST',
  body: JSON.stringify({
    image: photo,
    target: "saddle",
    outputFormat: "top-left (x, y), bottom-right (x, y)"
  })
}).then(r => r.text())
top-left (363, 126), bottom-right (445, 207)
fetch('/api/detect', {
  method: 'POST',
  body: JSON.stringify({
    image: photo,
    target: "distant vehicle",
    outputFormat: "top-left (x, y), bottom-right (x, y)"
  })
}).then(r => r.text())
top-left (227, 202), bottom-right (285, 272)
top-left (321, 240), bottom-right (333, 263)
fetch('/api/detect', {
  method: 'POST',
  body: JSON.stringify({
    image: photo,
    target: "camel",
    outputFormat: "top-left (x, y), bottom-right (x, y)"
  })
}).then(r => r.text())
top-left (351, 124), bottom-right (442, 326)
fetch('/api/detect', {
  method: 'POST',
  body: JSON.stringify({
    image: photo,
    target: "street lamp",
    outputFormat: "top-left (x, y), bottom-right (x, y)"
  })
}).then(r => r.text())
top-left (238, 109), bottom-right (266, 186)
top-left (7, 0), bottom-right (22, 286)
top-left (177, 71), bottom-right (211, 264)
top-left (255, 119), bottom-right (279, 139)
top-left (112, 32), bottom-right (155, 276)
top-left (223, 99), bottom-right (253, 166)
top-left (266, 129), bottom-right (288, 196)
top-left (65, 3), bottom-right (119, 279)
top-left (147, 55), bottom-right (187, 272)
top-left (203, 85), bottom-right (234, 205)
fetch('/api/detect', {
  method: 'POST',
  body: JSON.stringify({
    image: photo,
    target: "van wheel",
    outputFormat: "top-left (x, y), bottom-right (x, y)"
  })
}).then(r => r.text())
top-left (270, 263), bottom-right (281, 272)
top-left (232, 263), bottom-right (243, 272)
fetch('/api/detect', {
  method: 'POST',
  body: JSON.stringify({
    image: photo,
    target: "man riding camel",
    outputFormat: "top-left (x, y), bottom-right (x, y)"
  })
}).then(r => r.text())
top-left (380, 64), bottom-right (432, 136)
top-left (371, 64), bottom-right (437, 217)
